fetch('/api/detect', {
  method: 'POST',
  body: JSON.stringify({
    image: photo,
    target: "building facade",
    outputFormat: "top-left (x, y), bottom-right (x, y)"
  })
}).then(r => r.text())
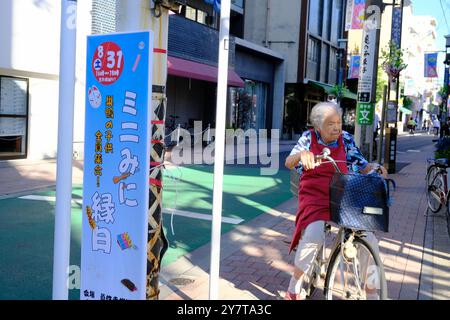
top-left (245, 0), bottom-right (352, 139)
top-left (0, 0), bottom-right (286, 162)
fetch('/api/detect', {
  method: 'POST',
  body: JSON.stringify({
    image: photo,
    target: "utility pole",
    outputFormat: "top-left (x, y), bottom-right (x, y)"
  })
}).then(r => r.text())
top-left (115, 0), bottom-right (181, 300)
top-left (354, 0), bottom-right (383, 160)
top-left (382, 0), bottom-right (404, 174)
top-left (53, 0), bottom-right (77, 300)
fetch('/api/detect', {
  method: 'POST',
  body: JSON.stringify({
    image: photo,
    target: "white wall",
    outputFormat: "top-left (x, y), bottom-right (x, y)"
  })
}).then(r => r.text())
top-left (0, 0), bottom-right (61, 74)
top-left (0, 0), bottom-right (92, 160)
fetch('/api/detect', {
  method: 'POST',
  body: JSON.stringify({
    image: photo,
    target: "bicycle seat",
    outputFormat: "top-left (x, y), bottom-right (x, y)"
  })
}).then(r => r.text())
top-left (435, 158), bottom-right (450, 168)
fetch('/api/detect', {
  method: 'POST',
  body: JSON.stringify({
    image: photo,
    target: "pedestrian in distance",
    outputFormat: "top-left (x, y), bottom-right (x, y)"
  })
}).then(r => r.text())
top-left (433, 118), bottom-right (440, 136)
top-left (407, 117), bottom-right (416, 135)
top-left (284, 102), bottom-right (387, 300)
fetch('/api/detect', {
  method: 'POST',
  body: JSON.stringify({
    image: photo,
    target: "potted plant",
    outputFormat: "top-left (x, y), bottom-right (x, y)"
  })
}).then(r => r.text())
top-left (381, 41), bottom-right (408, 83)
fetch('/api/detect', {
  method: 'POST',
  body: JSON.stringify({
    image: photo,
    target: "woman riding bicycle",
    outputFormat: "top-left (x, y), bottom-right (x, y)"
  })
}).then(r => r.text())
top-left (284, 102), bottom-right (387, 300)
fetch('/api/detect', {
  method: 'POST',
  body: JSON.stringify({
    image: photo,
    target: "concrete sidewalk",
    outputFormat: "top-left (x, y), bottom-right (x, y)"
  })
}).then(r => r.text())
top-left (159, 134), bottom-right (450, 300)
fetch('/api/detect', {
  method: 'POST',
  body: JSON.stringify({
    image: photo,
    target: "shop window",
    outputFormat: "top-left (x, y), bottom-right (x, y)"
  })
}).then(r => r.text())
top-left (179, 5), bottom-right (212, 27)
top-left (0, 76), bottom-right (29, 160)
top-left (230, 80), bottom-right (268, 131)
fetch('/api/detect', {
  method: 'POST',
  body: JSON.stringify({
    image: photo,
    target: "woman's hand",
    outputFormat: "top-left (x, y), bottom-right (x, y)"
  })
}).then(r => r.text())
top-left (285, 151), bottom-right (317, 171)
top-left (299, 151), bottom-right (317, 171)
top-left (361, 163), bottom-right (388, 178)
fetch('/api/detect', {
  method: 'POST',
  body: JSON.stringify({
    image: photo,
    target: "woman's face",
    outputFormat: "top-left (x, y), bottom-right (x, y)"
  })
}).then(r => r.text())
top-left (318, 110), bottom-right (342, 144)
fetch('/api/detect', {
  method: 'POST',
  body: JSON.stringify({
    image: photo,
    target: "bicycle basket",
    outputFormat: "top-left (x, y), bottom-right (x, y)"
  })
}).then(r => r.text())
top-left (329, 172), bottom-right (389, 232)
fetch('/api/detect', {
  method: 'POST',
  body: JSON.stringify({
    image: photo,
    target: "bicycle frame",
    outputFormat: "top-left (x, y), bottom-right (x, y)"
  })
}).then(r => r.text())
top-left (308, 149), bottom-right (386, 299)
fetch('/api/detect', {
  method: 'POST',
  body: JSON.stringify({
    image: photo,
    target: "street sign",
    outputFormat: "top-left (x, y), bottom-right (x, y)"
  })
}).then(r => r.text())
top-left (81, 31), bottom-right (154, 300)
top-left (356, 102), bottom-right (374, 125)
top-left (386, 101), bottom-right (398, 123)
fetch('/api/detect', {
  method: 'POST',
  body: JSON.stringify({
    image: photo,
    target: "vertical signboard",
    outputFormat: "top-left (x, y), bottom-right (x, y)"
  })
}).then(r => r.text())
top-left (81, 31), bottom-right (153, 300)
top-left (356, 23), bottom-right (376, 125)
top-left (391, 7), bottom-right (402, 49)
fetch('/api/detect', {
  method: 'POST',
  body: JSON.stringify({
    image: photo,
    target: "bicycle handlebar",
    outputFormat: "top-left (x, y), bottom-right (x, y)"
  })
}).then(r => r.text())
top-left (314, 148), bottom-right (383, 175)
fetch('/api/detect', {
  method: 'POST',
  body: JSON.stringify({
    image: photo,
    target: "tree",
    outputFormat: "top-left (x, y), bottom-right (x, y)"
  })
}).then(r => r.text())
top-left (375, 66), bottom-right (387, 104)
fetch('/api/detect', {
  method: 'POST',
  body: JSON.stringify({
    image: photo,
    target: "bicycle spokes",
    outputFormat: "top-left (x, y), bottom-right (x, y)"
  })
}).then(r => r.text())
top-left (328, 243), bottom-right (382, 300)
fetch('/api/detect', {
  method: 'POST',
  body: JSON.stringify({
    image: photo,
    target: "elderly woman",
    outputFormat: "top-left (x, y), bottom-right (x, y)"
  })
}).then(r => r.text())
top-left (284, 102), bottom-right (387, 300)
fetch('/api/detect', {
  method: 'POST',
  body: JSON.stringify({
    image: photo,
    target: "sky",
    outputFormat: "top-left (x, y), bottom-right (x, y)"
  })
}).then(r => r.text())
top-left (411, 0), bottom-right (450, 50)
top-left (411, 0), bottom-right (449, 81)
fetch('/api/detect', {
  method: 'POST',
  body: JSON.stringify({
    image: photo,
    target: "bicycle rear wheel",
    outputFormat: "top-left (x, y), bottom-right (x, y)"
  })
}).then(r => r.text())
top-left (324, 237), bottom-right (387, 300)
top-left (427, 170), bottom-right (445, 213)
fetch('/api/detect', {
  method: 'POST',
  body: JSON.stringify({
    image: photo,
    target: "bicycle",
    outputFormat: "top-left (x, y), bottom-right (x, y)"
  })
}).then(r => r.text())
top-left (426, 158), bottom-right (450, 214)
top-left (300, 148), bottom-right (392, 300)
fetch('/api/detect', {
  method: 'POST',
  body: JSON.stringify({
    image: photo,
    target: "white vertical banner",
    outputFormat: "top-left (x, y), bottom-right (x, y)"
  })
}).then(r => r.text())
top-left (357, 26), bottom-right (376, 103)
top-left (209, 0), bottom-right (231, 300)
top-left (345, 0), bottom-right (354, 31)
top-left (81, 31), bottom-right (153, 300)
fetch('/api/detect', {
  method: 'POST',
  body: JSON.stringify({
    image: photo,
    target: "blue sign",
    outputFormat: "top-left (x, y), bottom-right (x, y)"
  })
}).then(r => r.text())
top-left (81, 31), bottom-right (154, 300)
top-left (391, 7), bottom-right (402, 49)
top-left (424, 53), bottom-right (438, 78)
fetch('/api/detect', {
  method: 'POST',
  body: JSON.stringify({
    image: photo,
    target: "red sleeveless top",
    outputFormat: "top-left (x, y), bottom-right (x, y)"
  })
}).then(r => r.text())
top-left (289, 130), bottom-right (349, 253)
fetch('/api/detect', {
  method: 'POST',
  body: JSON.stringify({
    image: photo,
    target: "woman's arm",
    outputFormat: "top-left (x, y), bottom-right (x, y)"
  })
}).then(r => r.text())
top-left (285, 151), bottom-right (316, 171)
top-left (285, 131), bottom-right (313, 171)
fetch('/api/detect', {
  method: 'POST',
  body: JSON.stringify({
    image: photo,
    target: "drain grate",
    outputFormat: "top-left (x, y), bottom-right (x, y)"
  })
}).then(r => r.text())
top-left (169, 278), bottom-right (195, 286)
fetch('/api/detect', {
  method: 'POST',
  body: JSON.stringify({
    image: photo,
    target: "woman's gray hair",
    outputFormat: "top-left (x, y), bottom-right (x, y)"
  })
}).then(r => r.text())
top-left (310, 102), bottom-right (343, 130)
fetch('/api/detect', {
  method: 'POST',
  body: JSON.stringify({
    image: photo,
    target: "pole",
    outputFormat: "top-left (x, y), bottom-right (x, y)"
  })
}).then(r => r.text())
top-left (209, 0), bottom-right (231, 300)
top-left (53, 0), bottom-right (77, 300)
top-left (377, 85), bottom-right (388, 163)
top-left (115, 0), bottom-right (181, 300)
top-left (354, 0), bottom-right (382, 160)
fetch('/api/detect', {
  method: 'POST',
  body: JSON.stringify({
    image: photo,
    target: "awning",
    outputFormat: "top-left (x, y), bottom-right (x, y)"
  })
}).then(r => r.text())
top-left (400, 106), bottom-right (413, 115)
top-left (308, 80), bottom-right (358, 100)
top-left (167, 56), bottom-right (245, 87)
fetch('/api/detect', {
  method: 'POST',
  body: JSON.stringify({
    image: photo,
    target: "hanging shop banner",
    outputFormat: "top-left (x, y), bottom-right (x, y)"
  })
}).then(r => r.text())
top-left (81, 31), bottom-right (154, 300)
top-left (391, 7), bottom-right (402, 49)
top-left (348, 55), bottom-right (361, 79)
top-left (356, 102), bottom-right (374, 125)
top-left (345, 0), bottom-right (365, 30)
top-left (424, 53), bottom-right (438, 78)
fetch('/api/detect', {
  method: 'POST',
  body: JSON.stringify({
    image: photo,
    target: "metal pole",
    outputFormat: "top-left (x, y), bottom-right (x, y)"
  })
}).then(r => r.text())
top-left (377, 85), bottom-right (388, 163)
top-left (53, 0), bottom-right (77, 300)
top-left (354, 0), bottom-right (382, 160)
top-left (209, 0), bottom-right (231, 300)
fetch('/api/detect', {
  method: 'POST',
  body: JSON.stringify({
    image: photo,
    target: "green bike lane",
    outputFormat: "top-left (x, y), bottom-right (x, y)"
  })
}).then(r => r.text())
top-left (0, 164), bottom-right (291, 300)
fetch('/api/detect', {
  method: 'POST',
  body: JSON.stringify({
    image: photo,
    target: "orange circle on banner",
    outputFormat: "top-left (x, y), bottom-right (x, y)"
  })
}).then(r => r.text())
top-left (92, 42), bottom-right (124, 85)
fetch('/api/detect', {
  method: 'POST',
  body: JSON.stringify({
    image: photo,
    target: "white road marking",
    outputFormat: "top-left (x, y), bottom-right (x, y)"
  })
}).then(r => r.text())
top-left (19, 195), bottom-right (243, 225)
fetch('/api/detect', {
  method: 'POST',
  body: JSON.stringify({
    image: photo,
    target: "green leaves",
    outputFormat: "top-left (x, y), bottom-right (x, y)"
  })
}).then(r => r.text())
top-left (381, 41), bottom-right (408, 79)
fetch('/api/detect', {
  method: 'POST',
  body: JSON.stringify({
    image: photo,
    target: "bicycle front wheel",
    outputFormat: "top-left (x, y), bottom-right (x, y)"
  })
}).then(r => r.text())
top-left (427, 170), bottom-right (445, 213)
top-left (324, 237), bottom-right (387, 300)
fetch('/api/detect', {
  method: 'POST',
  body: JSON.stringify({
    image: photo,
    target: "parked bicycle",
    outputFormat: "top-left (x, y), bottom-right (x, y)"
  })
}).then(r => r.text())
top-left (299, 148), bottom-right (394, 300)
top-left (426, 158), bottom-right (450, 215)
